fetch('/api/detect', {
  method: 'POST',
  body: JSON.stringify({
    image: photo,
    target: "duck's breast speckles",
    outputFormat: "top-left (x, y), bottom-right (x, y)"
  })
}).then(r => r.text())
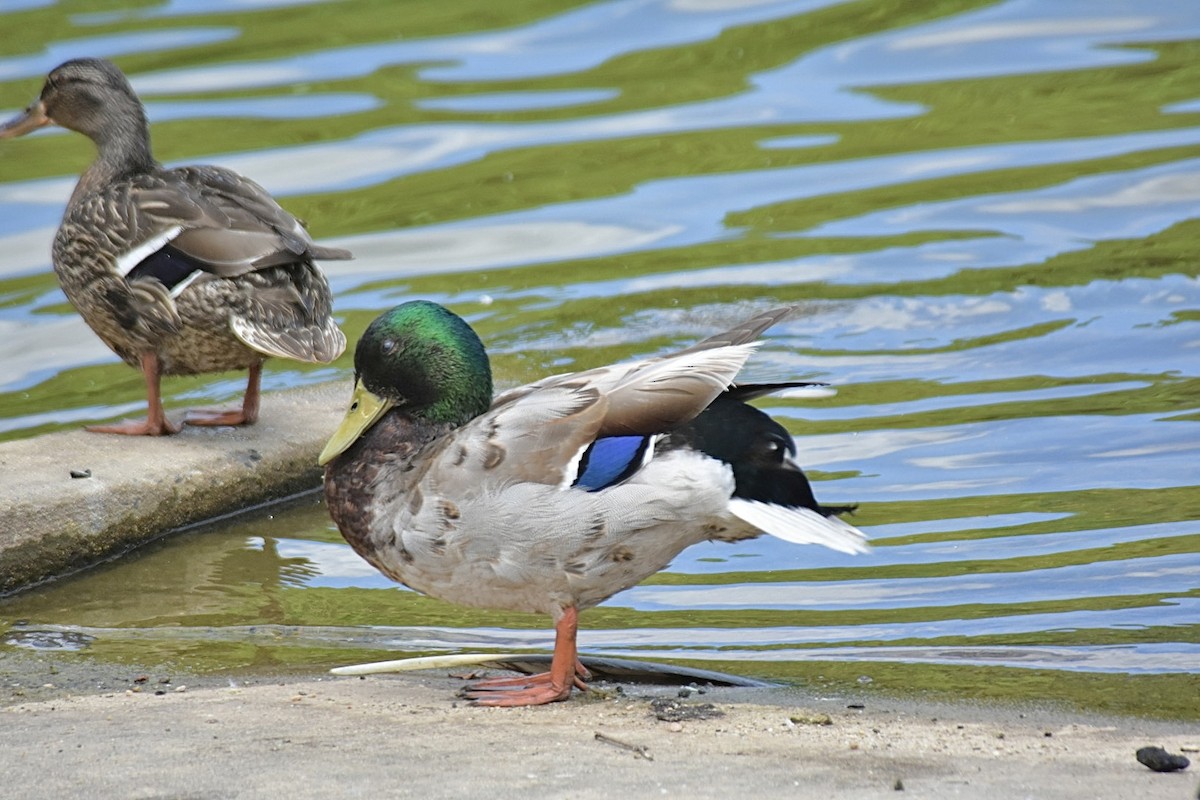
top-left (482, 439), bottom-right (506, 470)
top-left (584, 517), bottom-right (608, 542)
top-left (406, 485), bottom-right (424, 517)
top-left (436, 498), bottom-right (461, 529)
top-left (609, 544), bottom-right (635, 563)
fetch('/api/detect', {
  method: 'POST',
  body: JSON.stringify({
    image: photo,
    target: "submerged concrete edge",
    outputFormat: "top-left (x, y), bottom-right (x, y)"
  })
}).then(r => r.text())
top-left (0, 382), bottom-right (347, 595)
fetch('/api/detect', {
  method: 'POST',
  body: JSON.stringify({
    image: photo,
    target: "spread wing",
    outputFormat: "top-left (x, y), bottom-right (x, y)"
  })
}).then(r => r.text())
top-left (436, 338), bottom-right (761, 490)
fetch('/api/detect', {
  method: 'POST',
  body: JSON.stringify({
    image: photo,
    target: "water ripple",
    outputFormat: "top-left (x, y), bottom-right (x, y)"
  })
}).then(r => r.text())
top-left (1, 0), bottom-right (1197, 715)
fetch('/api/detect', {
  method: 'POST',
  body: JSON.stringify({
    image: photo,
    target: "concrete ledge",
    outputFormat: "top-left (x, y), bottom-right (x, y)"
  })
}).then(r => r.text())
top-left (2, 673), bottom-right (1194, 799)
top-left (0, 383), bottom-right (346, 594)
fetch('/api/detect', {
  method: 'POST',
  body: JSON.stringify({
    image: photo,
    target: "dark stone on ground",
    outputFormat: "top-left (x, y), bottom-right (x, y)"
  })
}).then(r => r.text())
top-left (1136, 745), bottom-right (1190, 772)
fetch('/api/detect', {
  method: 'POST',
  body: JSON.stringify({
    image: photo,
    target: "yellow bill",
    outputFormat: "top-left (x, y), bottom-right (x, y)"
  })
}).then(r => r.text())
top-left (318, 379), bottom-right (394, 466)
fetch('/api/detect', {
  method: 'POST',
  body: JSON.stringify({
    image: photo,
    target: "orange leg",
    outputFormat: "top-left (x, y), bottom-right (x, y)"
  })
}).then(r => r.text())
top-left (464, 607), bottom-right (589, 707)
top-left (87, 352), bottom-right (180, 436)
top-left (185, 360), bottom-right (262, 427)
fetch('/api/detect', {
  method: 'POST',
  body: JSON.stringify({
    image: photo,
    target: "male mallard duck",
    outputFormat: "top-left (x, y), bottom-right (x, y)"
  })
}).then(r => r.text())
top-left (320, 301), bottom-right (868, 706)
top-left (0, 58), bottom-right (349, 435)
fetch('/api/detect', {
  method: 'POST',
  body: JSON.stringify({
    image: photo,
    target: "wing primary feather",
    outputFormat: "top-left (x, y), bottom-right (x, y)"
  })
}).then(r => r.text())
top-left (598, 342), bottom-right (760, 436)
top-left (727, 381), bottom-right (833, 401)
top-left (673, 306), bottom-right (795, 356)
top-left (308, 244), bottom-right (353, 261)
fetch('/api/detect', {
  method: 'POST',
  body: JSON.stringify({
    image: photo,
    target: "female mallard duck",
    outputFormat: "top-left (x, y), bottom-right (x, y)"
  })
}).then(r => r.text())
top-left (0, 58), bottom-right (348, 435)
top-left (320, 301), bottom-right (868, 706)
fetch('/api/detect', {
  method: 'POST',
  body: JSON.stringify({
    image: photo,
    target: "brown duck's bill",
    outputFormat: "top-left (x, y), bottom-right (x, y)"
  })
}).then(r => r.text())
top-left (318, 379), bottom-right (394, 466)
top-left (0, 99), bottom-right (51, 139)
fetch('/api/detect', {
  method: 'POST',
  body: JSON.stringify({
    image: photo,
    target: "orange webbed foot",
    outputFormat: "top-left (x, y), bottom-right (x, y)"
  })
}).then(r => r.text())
top-left (464, 676), bottom-right (575, 707)
top-left (86, 416), bottom-right (180, 436)
top-left (183, 361), bottom-right (262, 428)
top-left (183, 407), bottom-right (254, 427)
top-left (462, 609), bottom-right (587, 707)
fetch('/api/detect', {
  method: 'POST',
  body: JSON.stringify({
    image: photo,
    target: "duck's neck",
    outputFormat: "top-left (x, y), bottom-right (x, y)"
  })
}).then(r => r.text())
top-left (71, 106), bottom-right (157, 204)
top-left (323, 412), bottom-right (451, 559)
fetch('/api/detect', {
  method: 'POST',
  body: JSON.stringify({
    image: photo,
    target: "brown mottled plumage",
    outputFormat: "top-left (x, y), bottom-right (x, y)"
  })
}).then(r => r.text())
top-left (0, 57), bottom-right (348, 434)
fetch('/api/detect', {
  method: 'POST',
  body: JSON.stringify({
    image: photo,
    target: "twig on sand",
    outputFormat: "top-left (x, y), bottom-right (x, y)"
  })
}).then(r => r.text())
top-left (594, 731), bottom-right (653, 761)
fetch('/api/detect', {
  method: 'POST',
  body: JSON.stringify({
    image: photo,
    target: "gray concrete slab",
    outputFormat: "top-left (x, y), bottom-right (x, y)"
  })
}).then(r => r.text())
top-left (1, 673), bottom-right (1196, 799)
top-left (0, 384), bottom-right (346, 594)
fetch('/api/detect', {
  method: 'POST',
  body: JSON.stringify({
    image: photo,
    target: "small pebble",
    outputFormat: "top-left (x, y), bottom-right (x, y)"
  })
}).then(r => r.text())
top-left (1136, 746), bottom-right (1190, 773)
top-left (790, 712), bottom-right (833, 726)
top-left (893, 778), bottom-right (905, 791)
top-left (69, 469), bottom-right (91, 479)
top-left (667, 722), bottom-right (683, 733)
top-left (649, 697), bottom-right (723, 723)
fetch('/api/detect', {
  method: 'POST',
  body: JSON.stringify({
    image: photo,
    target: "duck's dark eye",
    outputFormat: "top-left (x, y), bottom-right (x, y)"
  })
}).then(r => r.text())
top-left (380, 338), bottom-right (396, 355)
top-left (760, 435), bottom-right (791, 462)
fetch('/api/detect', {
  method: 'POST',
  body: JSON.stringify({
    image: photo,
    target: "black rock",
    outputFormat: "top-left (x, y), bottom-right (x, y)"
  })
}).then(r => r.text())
top-left (1136, 746), bottom-right (1190, 773)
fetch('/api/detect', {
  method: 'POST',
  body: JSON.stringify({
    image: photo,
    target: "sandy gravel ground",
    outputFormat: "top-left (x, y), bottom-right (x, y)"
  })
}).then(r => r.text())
top-left (2, 668), bottom-right (1196, 800)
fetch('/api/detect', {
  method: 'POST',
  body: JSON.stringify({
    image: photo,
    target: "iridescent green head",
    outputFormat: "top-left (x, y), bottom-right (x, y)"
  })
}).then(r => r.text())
top-left (319, 301), bottom-right (493, 465)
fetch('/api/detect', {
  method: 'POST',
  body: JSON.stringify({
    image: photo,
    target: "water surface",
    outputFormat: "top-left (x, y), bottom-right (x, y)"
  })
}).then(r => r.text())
top-left (1, 0), bottom-right (1197, 718)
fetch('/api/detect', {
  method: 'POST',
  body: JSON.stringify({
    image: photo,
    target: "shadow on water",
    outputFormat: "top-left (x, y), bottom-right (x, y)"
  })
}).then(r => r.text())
top-left (0, 0), bottom-right (1197, 718)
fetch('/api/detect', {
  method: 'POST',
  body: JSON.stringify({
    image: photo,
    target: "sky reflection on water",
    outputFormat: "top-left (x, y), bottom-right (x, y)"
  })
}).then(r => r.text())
top-left (0, 0), bottom-right (1197, 711)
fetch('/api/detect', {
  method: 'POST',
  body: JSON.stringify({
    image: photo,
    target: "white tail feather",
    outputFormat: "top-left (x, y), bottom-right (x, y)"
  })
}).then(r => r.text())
top-left (729, 499), bottom-right (870, 555)
top-left (771, 385), bottom-right (837, 400)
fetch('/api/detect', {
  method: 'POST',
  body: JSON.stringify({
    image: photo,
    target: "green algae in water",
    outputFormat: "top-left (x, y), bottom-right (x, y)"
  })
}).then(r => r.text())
top-left (1, 0), bottom-right (1198, 718)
